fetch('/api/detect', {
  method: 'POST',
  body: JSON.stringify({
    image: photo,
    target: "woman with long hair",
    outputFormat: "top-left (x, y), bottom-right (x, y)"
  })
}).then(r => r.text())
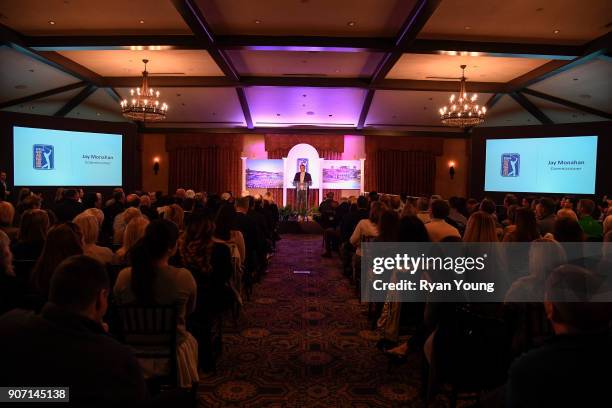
top-left (114, 217), bottom-right (149, 265)
top-left (463, 211), bottom-right (499, 242)
top-left (73, 214), bottom-right (113, 264)
top-left (11, 209), bottom-right (50, 260)
top-left (30, 223), bottom-right (84, 297)
top-left (213, 204), bottom-right (246, 265)
top-left (503, 207), bottom-right (540, 242)
top-left (113, 220), bottom-right (199, 388)
top-left (375, 210), bottom-right (400, 242)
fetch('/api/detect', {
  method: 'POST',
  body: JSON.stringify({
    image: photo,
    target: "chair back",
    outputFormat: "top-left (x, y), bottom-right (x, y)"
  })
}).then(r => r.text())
top-left (115, 305), bottom-right (178, 386)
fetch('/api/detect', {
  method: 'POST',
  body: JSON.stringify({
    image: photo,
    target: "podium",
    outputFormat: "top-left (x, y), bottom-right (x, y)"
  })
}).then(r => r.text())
top-left (293, 180), bottom-right (311, 217)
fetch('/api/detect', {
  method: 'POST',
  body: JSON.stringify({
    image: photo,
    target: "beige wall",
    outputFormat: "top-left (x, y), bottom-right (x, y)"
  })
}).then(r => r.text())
top-left (140, 133), bottom-right (169, 194)
top-left (435, 138), bottom-right (468, 199)
top-left (138, 133), bottom-right (468, 198)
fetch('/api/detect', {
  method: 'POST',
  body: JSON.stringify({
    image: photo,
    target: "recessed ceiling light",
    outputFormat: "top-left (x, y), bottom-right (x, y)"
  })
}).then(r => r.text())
top-left (347, 21), bottom-right (356, 27)
top-left (302, 94), bottom-right (307, 97)
top-left (276, 113), bottom-right (281, 116)
top-left (334, 69), bottom-right (341, 73)
top-left (181, 103), bottom-right (185, 106)
top-left (139, 19), bottom-right (145, 24)
top-left (176, 93), bottom-right (181, 96)
top-left (572, 78), bottom-right (579, 81)
top-left (301, 60), bottom-right (307, 63)
top-left (328, 114), bottom-right (333, 117)
top-left (96, 112), bottom-right (101, 116)
top-left (306, 111), bottom-right (315, 115)
top-left (254, 19), bottom-right (261, 24)
top-left (48, 20), bottom-right (56, 25)
top-left (553, 29), bottom-right (560, 34)
top-left (28, 69), bottom-right (35, 73)
top-left (536, 7), bottom-right (544, 11)
top-left (212, 112), bottom-right (216, 116)
top-left (464, 25), bottom-right (471, 30)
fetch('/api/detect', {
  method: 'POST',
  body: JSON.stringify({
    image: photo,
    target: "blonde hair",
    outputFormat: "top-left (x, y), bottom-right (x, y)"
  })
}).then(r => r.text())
top-left (73, 214), bottom-right (99, 245)
top-left (82, 208), bottom-right (104, 226)
top-left (165, 204), bottom-right (184, 230)
top-left (0, 201), bottom-right (15, 226)
top-left (116, 217), bottom-right (149, 262)
top-left (603, 215), bottom-right (612, 235)
top-left (463, 211), bottom-right (499, 242)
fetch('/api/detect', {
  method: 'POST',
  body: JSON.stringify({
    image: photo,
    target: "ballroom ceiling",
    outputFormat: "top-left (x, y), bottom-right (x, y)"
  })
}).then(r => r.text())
top-left (0, 0), bottom-right (610, 133)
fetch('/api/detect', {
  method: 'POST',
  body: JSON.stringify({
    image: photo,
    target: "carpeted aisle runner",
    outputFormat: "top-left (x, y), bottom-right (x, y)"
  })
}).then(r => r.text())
top-left (197, 234), bottom-right (425, 407)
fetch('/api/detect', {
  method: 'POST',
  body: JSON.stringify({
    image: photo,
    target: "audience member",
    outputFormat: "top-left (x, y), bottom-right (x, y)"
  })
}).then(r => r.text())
top-left (506, 265), bottom-right (611, 408)
top-left (553, 217), bottom-right (584, 242)
top-left (0, 201), bottom-right (19, 241)
top-left (416, 196), bottom-right (431, 224)
top-left (53, 189), bottom-right (85, 223)
top-left (0, 255), bottom-right (149, 405)
top-left (536, 197), bottom-right (557, 236)
top-left (74, 214), bottom-right (114, 264)
top-left (425, 199), bottom-right (460, 242)
top-left (114, 220), bottom-right (199, 388)
top-left (577, 199), bottom-right (603, 240)
top-left (503, 207), bottom-right (540, 242)
top-left (463, 211), bottom-right (499, 242)
top-left (214, 204), bottom-right (246, 265)
top-left (11, 209), bottom-right (50, 260)
top-left (350, 201), bottom-right (385, 256)
top-left (113, 207), bottom-right (142, 245)
top-left (114, 217), bottom-right (149, 265)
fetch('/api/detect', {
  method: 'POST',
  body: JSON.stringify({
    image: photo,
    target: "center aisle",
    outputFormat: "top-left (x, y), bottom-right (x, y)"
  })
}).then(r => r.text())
top-left (198, 234), bottom-right (422, 407)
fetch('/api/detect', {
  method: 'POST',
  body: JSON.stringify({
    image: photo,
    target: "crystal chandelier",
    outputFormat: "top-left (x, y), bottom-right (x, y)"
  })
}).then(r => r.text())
top-left (120, 59), bottom-right (168, 122)
top-left (439, 65), bottom-right (485, 127)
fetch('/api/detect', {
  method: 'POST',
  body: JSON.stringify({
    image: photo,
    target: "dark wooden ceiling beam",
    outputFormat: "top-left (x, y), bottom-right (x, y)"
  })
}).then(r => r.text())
top-left (235, 88), bottom-right (254, 129)
top-left (26, 35), bottom-right (199, 51)
top-left (510, 91), bottom-right (553, 124)
top-left (521, 88), bottom-right (612, 120)
top-left (371, 0), bottom-right (442, 83)
top-left (54, 84), bottom-right (97, 117)
top-left (505, 31), bottom-right (611, 92)
top-left (357, 90), bottom-right (376, 130)
top-left (484, 93), bottom-right (504, 112)
top-left (0, 82), bottom-right (86, 109)
top-left (171, 0), bottom-right (239, 81)
top-left (103, 75), bottom-right (507, 92)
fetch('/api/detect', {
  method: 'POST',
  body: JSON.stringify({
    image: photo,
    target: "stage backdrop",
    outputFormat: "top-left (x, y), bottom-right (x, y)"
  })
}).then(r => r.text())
top-left (322, 160), bottom-right (362, 189)
top-left (246, 159), bottom-right (284, 189)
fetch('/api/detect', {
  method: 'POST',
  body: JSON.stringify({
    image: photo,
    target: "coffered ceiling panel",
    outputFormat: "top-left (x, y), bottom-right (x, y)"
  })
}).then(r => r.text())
top-left (245, 87), bottom-right (366, 127)
top-left (0, 46), bottom-right (80, 103)
top-left (226, 50), bottom-right (383, 78)
top-left (57, 50), bottom-right (224, 77)
top-left (0, 0), bottom-right (190, 35)
top-left (524, 94), bottom-right (607, 124)
top-left (196, 0), bottom-right (417, 37)
top-left (480, 94), bottom-right (539, 127)
top-left (117, 87), bottom-right (245, 126)
top-left (529, 59), bottom-right (612, 113)
top-left (366, 90), bottom-right (493, 128)
top-left (420, 0), bottom-right (611, 44)
top-left (65, 88), bottom-right (127, 122)
top-left (1, 87), bottom-right (83, 116)
top-left (386, 53), bottom-right (551, 82)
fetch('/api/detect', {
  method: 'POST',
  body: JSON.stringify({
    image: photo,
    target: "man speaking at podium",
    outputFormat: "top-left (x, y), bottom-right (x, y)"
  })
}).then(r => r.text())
top-left (293, 163), bottom-right (312, 217)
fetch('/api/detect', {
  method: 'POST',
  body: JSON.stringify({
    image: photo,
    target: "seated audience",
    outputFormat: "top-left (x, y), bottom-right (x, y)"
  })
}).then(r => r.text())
top-left (506, 265), bottom-right (611, 408)
top-left (30, 223), bottom-right (84, 297)
top-left (11, 209), bottom-right (50, 260)
top-left (536, 197), bottom-right (557, 236)
top-left (351, 201), bottom-right (385, 256)
top-left (577, 199), bottom-right (603, 240)
top-left (113, 207), bottom-right (142, 245)
top-left (503, 207), bottom-right (540, 242)
top-left (0, 255), bottom-right (149, 405)
top-left (0, 201), bottom-right (19, 241)
top-left (53, 189), bottom-right (85, 223)
top-left (114, 220), bottom-right (199, 388)
top-left (114, 217), bottom-right (149, 265)
top-left (425, 199), bottom-right (460, 242)
top-left (74, 213), bottom-right (114, 264)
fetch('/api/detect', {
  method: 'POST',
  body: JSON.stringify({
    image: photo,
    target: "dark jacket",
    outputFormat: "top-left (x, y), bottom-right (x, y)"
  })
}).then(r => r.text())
top-left (0, 303), bottom-right (148, 407)
top-left (293, 171), bottom-right (312, 187)
top-left (341, 208), bottom-right (369, 242)
top-left (53, 199), bottom-right (85, 223)
top-left (507, 332), bottom-right (612, 408)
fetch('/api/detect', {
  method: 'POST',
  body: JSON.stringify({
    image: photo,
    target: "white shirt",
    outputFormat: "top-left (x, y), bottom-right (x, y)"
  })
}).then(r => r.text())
top-left (425, 218), bottom-right (461, 242)
top-left (300, 171), bottom-right (305, 183)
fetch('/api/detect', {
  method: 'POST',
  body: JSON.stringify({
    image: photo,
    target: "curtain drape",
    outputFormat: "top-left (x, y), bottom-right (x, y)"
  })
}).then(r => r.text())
top-left (167, 134), bottom-right (243, 195)
top-left (365, 136), bottom-right (442, 195)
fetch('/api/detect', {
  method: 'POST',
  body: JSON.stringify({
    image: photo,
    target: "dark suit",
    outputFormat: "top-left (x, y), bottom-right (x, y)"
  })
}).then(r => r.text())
top-left (53, 199), bottom-right (85, 223)
top-left (293, 171), bottom-right (312, 214)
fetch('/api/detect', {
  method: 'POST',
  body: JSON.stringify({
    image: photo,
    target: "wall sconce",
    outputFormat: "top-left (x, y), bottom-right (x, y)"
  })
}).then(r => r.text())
top-left (448, 161), bottom-right (456, 180)
top-left (153, 157), bottom-right (160, 175)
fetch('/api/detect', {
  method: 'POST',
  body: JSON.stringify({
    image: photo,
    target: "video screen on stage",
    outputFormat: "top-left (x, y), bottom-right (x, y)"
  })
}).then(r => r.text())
top-left (246, 159), bottom-right (284, 189)
top-left (322, 160), bottom-right (361, 189)
top-left (13, 126), bottom-right (123, 187)
top-left (484, 135), bottom-right (598, 194)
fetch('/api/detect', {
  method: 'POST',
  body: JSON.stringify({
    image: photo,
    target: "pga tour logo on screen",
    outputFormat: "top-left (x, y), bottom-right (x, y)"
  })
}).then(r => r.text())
top-left (33, 144), bottom-right (54, 170)
top-left (501, 153), bottom-right (519, 177)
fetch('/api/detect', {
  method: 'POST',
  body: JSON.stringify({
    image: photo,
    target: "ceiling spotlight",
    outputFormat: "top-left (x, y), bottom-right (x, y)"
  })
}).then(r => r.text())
top-left (48, 20), bottom-right (56, 25)
top-left (276, 113), bottom-right (281, 116)
top-left (254, 19), bottom-right (261, 24)
top-left (536, 7), bottom-right (544, 11)
top-left (347, 21), bottom-right (356, 27)
top-left (553, 29), bottom-right (560, 34)
top-left (139, 19), bottom-right (145, 24)
top-left (572, 78), bottom-right (579, 81)
top-left (306, 111), bottom-right (315, 115)
top-left (464, 25), bottom-right (471, 30)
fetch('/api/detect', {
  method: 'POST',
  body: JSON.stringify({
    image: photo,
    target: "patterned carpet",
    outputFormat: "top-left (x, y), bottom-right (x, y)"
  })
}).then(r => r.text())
top-left (197, 234), bottom-right (428, 407)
